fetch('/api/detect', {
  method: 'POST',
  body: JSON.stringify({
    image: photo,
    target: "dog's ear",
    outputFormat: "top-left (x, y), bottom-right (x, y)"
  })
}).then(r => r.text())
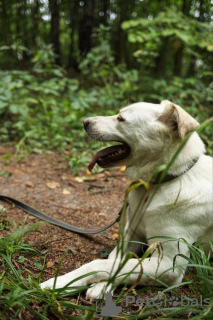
top-left (159, 100), bottom-right (200, 139)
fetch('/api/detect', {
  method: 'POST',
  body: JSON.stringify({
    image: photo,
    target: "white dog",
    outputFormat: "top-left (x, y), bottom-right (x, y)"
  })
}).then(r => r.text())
top-left (41, 100), bottom-right (213, 299)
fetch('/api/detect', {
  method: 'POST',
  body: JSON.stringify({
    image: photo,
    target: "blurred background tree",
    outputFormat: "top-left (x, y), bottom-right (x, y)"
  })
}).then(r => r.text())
top-left (0, 0), bottom-right (212, 157)
top-left (0, 0), bottom-right (212, 73)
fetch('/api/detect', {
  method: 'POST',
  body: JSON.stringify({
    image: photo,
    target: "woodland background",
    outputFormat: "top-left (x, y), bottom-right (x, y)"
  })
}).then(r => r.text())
top-left (0, 0), bottom-right (212, 162)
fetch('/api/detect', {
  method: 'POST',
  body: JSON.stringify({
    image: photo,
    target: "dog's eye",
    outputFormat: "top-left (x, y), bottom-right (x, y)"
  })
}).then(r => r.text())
top-left (117, 115), bottom-right (125, 122)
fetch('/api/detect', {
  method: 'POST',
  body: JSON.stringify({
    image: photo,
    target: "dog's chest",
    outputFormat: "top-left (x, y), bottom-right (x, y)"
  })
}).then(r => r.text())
top-left (128, 187), bottom-right (150, 236)
top-left (127, 186), bottom-right (172, 237)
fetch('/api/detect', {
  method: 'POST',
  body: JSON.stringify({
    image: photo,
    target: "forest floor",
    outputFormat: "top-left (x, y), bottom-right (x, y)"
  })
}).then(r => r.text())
top-left (0, 146), bottom-right (126, 279)
top-left (0, 146), bottom-right (206, 319)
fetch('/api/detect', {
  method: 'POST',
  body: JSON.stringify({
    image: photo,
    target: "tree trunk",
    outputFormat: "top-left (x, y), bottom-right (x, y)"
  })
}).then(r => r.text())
top-left (173, 41), bottom-right (183, 76)
top-left (115, 0), bottom-right (131, 64)
top-left (48, 0), bottom-right (61, 65)
top-left (182, 0), bottom-right (192, 15)
top-left (98, 0), bottom-right (110, 26)
top-left (173, 0), bottom-right (193, 77)
top-left (22, 0), bottom-right (30, 61)
top-left (68, 0), bottom-right (79, 69)
top-left (156, 37), bottom-right (170, 78)
top-left (16, 2), bottom-right (21, 42)
top-left (199, 0), bottom-right (204, 21)
top-left (32, 0), bottom-right (40, 50)
top-left (0, 0), bottom-right (11, 44)
top-left (79, 0), bottom-right (95, 56)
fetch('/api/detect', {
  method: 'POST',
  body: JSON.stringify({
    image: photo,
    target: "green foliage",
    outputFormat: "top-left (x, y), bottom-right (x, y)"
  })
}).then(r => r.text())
top-left (79, 26), bottom-right (140, 107)
top-left (0, 68), bottom-right (212, 158)
top-left (122, 7), bottom-right (213, 53)
top-left (0, 7), bottom-right (212, 159)
top-left (32, 40), bottom-right (64, 77)
top-left (0, 69), bottom-right (88, 153)
top-left (121, 8), bottom-right (213, 89)
top-left (0, 217), bottom-right (10, 231)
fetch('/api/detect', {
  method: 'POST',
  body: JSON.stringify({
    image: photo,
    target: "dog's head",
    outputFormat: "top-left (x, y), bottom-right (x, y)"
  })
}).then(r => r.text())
top-left (83, 100), bottom-right (200, 171)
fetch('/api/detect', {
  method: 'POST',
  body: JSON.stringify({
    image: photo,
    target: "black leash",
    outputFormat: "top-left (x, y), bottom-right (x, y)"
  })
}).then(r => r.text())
top-left (0, 195), bottom-right (121, 235)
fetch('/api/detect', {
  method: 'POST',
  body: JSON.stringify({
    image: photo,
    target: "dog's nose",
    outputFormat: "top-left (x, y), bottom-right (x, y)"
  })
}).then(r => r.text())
top-left (83, 118), bottom-right (90, 129)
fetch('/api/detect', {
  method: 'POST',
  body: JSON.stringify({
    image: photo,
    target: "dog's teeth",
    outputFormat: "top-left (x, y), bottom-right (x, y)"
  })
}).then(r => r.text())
top-left (99, 148), bottom-right (126, 161)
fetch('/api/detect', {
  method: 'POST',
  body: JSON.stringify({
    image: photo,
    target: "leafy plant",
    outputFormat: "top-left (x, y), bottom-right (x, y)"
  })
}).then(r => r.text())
top-left (122, 7), bottom-right (213, 73)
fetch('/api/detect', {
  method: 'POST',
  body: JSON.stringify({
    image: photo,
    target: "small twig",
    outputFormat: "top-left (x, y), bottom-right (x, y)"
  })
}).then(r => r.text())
top-left (87, 183), bottom-right (105, 189)
top-left (68, 181), bottom-right (77, 188)
top-left (107, 173), bottom-right (126, 178)
top-left (89, 189), bottom-right (113, 195)
top-left (76, 293), bottom-right (81, 306)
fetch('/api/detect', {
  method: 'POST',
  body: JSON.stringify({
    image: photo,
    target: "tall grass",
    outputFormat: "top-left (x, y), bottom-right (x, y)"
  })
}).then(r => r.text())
top-left (1, 222), bottom-right (212, 319)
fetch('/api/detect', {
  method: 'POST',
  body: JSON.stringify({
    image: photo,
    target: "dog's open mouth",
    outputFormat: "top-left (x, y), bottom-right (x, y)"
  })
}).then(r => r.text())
top-left (88, 143), bottom-right (130, 170)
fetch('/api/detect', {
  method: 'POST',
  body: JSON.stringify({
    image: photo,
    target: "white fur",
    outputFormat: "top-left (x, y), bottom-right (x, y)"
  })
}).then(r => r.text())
top-left (41, 100), bottom-right (213, 299)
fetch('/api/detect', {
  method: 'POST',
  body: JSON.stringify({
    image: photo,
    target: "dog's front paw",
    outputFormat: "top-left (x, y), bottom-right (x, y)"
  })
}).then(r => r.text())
top-left (40, 278), bottom-right (55, 290)
top-left (40, 273), bottom-right (85, 290)
top-left (86, 282), bottom-right (113, 301)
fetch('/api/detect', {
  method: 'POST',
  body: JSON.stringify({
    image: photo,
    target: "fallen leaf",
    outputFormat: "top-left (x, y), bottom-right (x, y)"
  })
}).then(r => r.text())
top-left (46, 182), bottom-right (60, 189)
top-left (99, 212), bottom-right (107, 216)
top-left (86, 169), bottom-right (91, 175)
top-left (75, 177), bottom-right (83, 183)
top-left (84, 176), bottom-right (96, 181)
top-left (75, 176), bottom-right (96, 183)
top-left (26, 181), bottom-right (34, 188)
top-left (28, 216), bottom-right (36, 220)
top-left (46, 261), bottom-right (55, 268)
top-left (120, 166), bottom-right (126, 172)
top-left (62, 189), bottom-right (70, 195)
top-left (63, 150), bottom-right (72, 155)
top-left (69, 247), bottom-right (78, 255)
top-left (95, 173), bottom-right (105, 179)
top-left (104, 171), bottom-right (112, 176)
top-left (110, 232), bottom-right (119, 240)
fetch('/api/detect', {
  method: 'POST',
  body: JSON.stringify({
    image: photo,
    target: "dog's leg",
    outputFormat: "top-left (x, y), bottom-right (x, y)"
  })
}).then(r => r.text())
top-left (41, 239), bottom-right (188, 301)
top-left (41, 223), bottom-right (144, 297)
top-left (85, 246), bottom-right (122, 300)
top-left (86, 224), bottom-right (146, 300)
top-left (41, 223), bottom-right (189, 300)
top-left (85, 236), bottom-right (190, 300)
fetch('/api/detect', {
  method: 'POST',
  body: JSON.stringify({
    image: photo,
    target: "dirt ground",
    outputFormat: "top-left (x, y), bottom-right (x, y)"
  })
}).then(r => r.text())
top-left (0, 146), bottom-right (129, 273)
top-left (0, 146), bottom-right (205, 319)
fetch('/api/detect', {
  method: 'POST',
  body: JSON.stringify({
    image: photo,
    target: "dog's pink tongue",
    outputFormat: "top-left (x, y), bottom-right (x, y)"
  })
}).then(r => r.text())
top-left (88, 155), bottom-right (99, 170)
top-left (88, 149), bottom-right (107, 171)
top-left (88, 145), bottom-right (121, 170)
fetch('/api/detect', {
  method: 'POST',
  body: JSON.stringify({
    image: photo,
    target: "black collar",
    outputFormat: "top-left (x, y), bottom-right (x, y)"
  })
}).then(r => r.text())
top-left (152, 156), bottom-right (200, 184)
